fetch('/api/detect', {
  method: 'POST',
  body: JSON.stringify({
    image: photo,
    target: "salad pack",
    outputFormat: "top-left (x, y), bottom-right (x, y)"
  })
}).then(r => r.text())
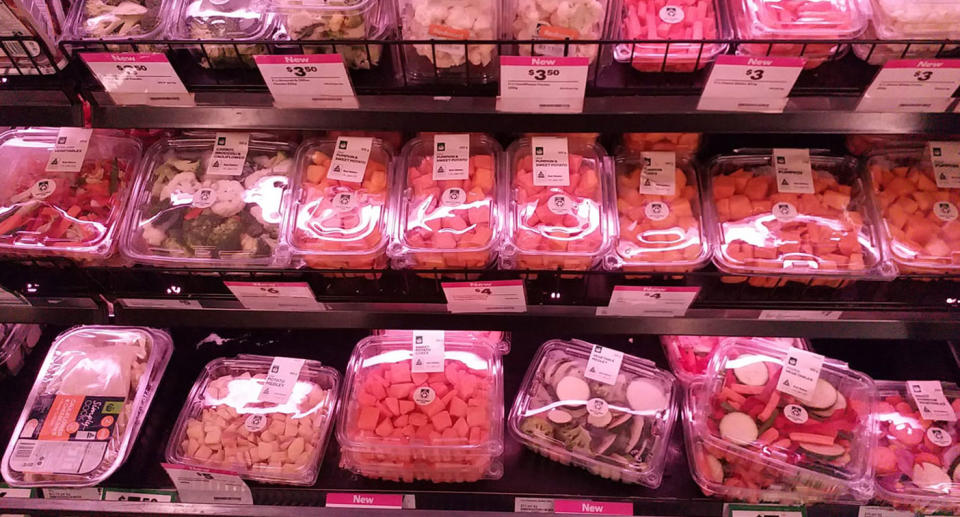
top-left (1, 326), bottom-right (172, 487)
top-left (64, 0), bottom-right (169, 48)
top-left (165, 355), bottom-right (340, 485)
top-left (509, 339), bottom-right (678, 486)
top-left (399, 0), bottom-right (498, 83)
top-left (173, 0), bottom-right (275, 68)
top-left (661, 336), bottom-right (810, 384)
top-left (853, 0), bottom-right (960, 64)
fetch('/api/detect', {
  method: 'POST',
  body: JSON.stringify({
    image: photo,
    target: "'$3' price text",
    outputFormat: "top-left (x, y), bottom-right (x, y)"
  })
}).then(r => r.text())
top-left (528, 68), bottom-right (560, 80)
top-left (287, 65), bottom-right (318, 77)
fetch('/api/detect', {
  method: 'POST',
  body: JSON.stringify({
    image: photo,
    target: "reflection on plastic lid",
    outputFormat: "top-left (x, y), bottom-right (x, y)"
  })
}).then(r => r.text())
top-left (362, 349), bottom-right (490, 371)
top-left (206, 377), bottom-right (322, 419)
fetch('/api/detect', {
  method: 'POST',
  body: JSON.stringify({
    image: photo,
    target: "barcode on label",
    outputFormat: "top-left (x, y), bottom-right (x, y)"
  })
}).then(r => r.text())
top-left (13, 442), bottom-right (33, 461)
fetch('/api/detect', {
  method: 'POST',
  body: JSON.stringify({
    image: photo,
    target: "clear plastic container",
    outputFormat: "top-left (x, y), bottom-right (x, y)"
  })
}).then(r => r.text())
top-left (399, 0), bottom-right (499, 83)
top-left (120, 136), bottom-right (295, 267)
top-left (165, 354), bottom-right (340, 486)
top-left (844, 134), bottom-right (957, 157)
top-left (509, 338), bottom-right (678, 487)
top-left (661, 336), bottom-right (810, 385)
top-left (0, 128), bottom-right (141, 262)
top-left (390, 133), bottom-right (503, 271)
top-left (64, 0), bottom-right (171, 49)
top-left (704, 151), bottom-right (888, 287)
top-left (873, 380), bottom-right (960, 513)
top-left (285, 137), bottom-right (394, 271)
top-left (505, 0), bottom-right (611, 63)
top-left (622, 133), bottom-right (702, 155)
top-left (336, 334), bottom-right (506, 483)
top-left (605, 152), bottom-right (709, 272)
top-left (615, 0), bottom-right (727, 72)
top-left (692, 340), bottom-right (877, 503)
top-left (730, 0), bottom-right (867, 69)
top-left (1, 326), bottom-right (173, 487)
top-left (274, 0), bottom-right (395, 70)
top-left (172, 0), bottom-right (276, 68)
top-left (865, 147), bottom-right (960, 274)
top-left (0, 0), bottom-right (66, 75)
top-left (853, 1), bottom-right (960, 65)
top-left (0, 324), bottom-right (42, 381)
top-left (501, 137), bottom-right (613, 271)
top-left (373, 329), bottom-right (509, 348)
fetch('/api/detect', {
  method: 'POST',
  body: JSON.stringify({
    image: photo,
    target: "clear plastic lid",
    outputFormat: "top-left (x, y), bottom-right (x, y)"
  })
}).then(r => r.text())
top-left (869, 0), bottom-right (960, 39)
top-left (1, 325), bottom-right (173, 487)
top-left (0, 0), bottom-right (66, 74)
top-left (865, 147), bottom-right (960, 274)
top-left (622, 133), bottom-right (701, 155)
top-left (501, 137), bottom-right (613, 271)
top-left (606, 152), bottom-right (709, 272)
top-left (165, 354), bottom-right (340, 486)
top-left (509, 339), bottom-right (678, 487)
top-left (336, 334), bottom-right (505, 483)
top-left (286, 137), bottom-right (394, 270)
top-left (399, 0), bottom-right (499, 82)
top-left (704, 151), bottom-right (887, 280)
top-left (175, 0), bottom-right (275, 39)
top-left (390, 134), bottom-right (503, 270)
top-left (506, 0), bottom-right (610, 63)
top-left (374, 330), bottom-right (509, 349)
top-left (0, 128), bottom-right (141, 261)
top-left (615, 0), bottom-right (728, 72)
top-left (873, 380), bottom-right (960, 513)
top-left (693, 340), bottom-right (877, 502)
top-left (120, 136), bottom-right (295, 267)
top-left (274, 0), bottom-right (394, 70)
top-left (733, 0), bottom-right (867, 38)
top-left (65, 0), bottom-right (171, 41)
top-left (0, 324), bottom-right (42, 380)
top-left (661, 336), bottom-right (810, 385)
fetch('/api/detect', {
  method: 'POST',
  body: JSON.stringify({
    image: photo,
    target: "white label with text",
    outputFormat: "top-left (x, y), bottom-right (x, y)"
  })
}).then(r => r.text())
top-left (584, 345), bottom-right (624, 385)
top-left (776, 348), bottom-right (826, 401)
top-left (929, 142), bottom-right (960, 188)
top-left (162, 463), bottom-right (252, 505)
top-left (46, 128), bottom-right (93, 173)
top-left (908, 380), bottom-right (958, 422)
top-left (206, 133), bottom-right (250, 177)
top-left (411, 330), bottom-right (445, 373)
top-left (81, 53), bottom-right (193, 106)
top-left (254, 54), bottom-right (356, 109)
top-left (859, 59), bottom-right (960, 112)
top-left (774, 149), bottom-right (814, 194)
top-left (328, 137), bottom-right (373, 183)
top-left (699, 55), bottom-right (804, 112)
top-left (499, 56), bottom-right (588, 113)
top-left (258, 356), bottom-right (306, 404)
top-left (598, 286), bottom-right (699, 317)
top-left (432, 134), bottom-right (471, 180)
top-left (532, 137), bottom-right (570, 186)
top-left (639, 152), bottom-right (677, 195)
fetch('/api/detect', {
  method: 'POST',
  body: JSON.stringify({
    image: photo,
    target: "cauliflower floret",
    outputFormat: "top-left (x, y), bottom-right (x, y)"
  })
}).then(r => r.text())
top-left (240, 233), bottom-right (259, 255)
top-left (140, 221), bottom-right (167, 247)
top-left (210, 180), bottom-right (246, 218)
top-left (160, 172), bottom-right (200, 201)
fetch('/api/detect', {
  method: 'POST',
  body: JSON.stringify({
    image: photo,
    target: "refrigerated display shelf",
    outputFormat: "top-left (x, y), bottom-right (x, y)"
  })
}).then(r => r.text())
top-left (0, 328), bottom-right (956, 516)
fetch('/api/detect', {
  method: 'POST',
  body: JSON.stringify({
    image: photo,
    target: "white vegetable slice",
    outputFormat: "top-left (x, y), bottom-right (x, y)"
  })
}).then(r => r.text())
top-left (548, 409), bottom-right (573, 424)
top-left (703, 453), bottom-right (724, 483)
top-left (913, 462), bottom-right (952, 493)
top-left (626, 378), bottom-right (668, 412)
top-left (802, 379), bottom-right (838, 410)
top-left (556, 376), bottom-right (590, 402)
top-left (733, 361), bottom-right (769, 386)
top-left (797, 442), bottom-right (845, 459)
top-left (811, 392), bottom-right (846, 418)
top-left (718, 412), bottom-right (759, 445)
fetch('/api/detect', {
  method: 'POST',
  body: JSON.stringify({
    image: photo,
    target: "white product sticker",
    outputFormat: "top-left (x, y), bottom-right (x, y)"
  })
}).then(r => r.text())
top-left (258, 356), bottom-right (306, 404)
top-left (11, 440), bottom-right (108, 474)
top-left (929, 142), bottom-right (960, 189)
top-left (11, 178), bottom-right (57, 203)
top-left (498, 56), bottom-right (588, 114)
top-left (45, 128), bottom-right (93, 173)
top-left (328, 137), bottom-right (373, 183)
top-left (411, 330), bottom-right (445, 373)
top-left (548, 193), bottom-right (574, 214)
top-left (584, 345), bottom-right (624, 385)
top-left (597, 286), bottom-right (700, 317)
top-left (783, 404), bottom-right (809, 424)
top-left (858, 506), bottom-right (916, 517)
top-left (206, 133), bottom-right (250, 177)
top-left (515, 497), bottom-right (556, 513)
top-left (442, 280), bottom-right (527, 313)
top-left (858, 59), bottom-right (960, 113)
top-left (161, 463), bottom-right (253, 505)
top-left (532, 24), bottom-right (580, 57)
top-left (441, 188), bottom-right (466, 207)
top-left (80, 53), bottom-right (193, 107)
top-left (639, 152), bottom-right (677, 196)
top-left (412, 386), bottom-right (436, 406)
top-left (243, 414), bottom-right (268, 432)
top-left (586, 398), bottom-right (609, 417)
top-left (332, 190), bottom-right (359, 212)
top-left (773, 149), bottom-right (814, 194)
top-left (659, 5), bottom-right (684, 23)
top-left (772, 201), bottom-right (799, 222)
top-left (698, 55), bottom-right (805, 113)
top-left (645, 201), bottom-right (670, 221)
top-left (532, 137), bottom-right (570, 186)
top-left (934, 201), bottom-right (959, 221)
top-left (224, 281), bottom-right (323, 311)
top-left (102, 488), bottom-right (177, 502)
top-left (776, 348), bottom-right (826, 401)
top-left (42, 487), bottom-right (103, 500)
top-left (759, 310), bottom-right (843, 320)
top-left (192, 187), bottom-right (216, 208)
top-left (253, 54), bottom-right (357, 109)
top-left (433, 134), bottom-right (470, 181)
top-left (907, 381), bottom-right (958, 422)
top-left (927, 426), bottom-right (953, 447)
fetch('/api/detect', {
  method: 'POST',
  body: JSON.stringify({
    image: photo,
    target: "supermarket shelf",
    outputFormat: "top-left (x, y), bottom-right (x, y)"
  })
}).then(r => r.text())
top-left (0, 91), bottom-right (82, 127)
top-left (0, 297), bottom-right (106, 325)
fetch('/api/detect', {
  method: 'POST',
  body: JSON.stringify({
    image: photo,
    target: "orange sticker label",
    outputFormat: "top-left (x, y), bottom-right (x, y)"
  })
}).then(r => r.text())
top-left (537, 25), bottom-right (580, 41)
top-left (428, 24), bottom-right (470, 40)
top-left (37, 395), bottom-right (84, 441)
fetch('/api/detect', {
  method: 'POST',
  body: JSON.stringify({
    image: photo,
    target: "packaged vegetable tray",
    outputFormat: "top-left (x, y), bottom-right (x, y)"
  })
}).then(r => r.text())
top-left (399, 0), bottom-right (499, 83)
top-left (1, 326), bottom-right (172, 487)
top-left (852, 0), bottom-right (960, 65)
top-left (165, 354), bottom-right (340, 486)
top-left (509, 339), bottom-right (678, 487)
top-left (121, 135), bottom-right (295, 267)
top-left (615, 0), bottom-right (728, 72)
top-left (605, 151), bottom-right (709, 272)
top-left (286, 136), bottom-right (394, 271)
top-left (688, 340), bottom-right (877, 503)
top-left (661, 336), bottom-right (810, 385)
top-left (505, 0), bottom-right (611, 64)
top-left (865, 146), bottom-right (960, 275)
top-left (274, 0), bottom-right (395, 70)
top-left (374, 329), bottom-right (508, 348)
top-left (336, 333), bottom-right (506, 483)
top-left (501, 137), bottom-right (613, 271)
top-left (64, 0), bottom-right (171, 50)
top-left (0, 128), bottom-right (141, 262)
top-left (872, 380), bottom-right (960, 513)
top-left (390, 133), bottom-right (503, 271)
top-left (0, 324), bottom-right (43, 381)
top-left (622, 133), bottom-right (701, 155)
top-left (172, 0), bottom-right (276, 68)
top-left (704, 150), bottom-right (888, 287)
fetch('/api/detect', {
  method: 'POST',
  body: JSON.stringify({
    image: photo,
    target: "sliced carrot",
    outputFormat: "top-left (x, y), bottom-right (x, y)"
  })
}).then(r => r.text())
top-left (788, 432), bottom-right (835, 445)
top-left (757, 391), bottom-right (780, 422)
top-left (758, 427), bottom-right (779, 446)
top-left (721, 387), bottom-right (747, 405)
top-left (729, 383), bottom-right (765, 395)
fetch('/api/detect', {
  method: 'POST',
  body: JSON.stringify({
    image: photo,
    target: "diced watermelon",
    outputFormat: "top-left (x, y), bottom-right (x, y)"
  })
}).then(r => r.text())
top-left (420, 399), bottom-right (445, 417)
top-left (409, 413), bottom-right (428, 427)
top-left (468, 427), bottom-right (482, 444)
top-left (457, 374), bottom-right (478, 399)
top-left (430, 382), bottom-right (450, 398)
top-left (448, 396), bottom-right (468, 418)
top-left (431, 411), bottom-right (453, 431)
top-left (364, 380), bottom-right (388, 400)
top-left (388, 383), bottom-right (415, 399)
top-left (384, 396), bottom-right (400, 416)
top-left (466, 407), bottom-right (486, 427)
top-left (390, 361), bottom-right (412, 384)
top-left (398, 400), bottom-right (415, 415)
top-left (357, 406), bottom-right (381, 431)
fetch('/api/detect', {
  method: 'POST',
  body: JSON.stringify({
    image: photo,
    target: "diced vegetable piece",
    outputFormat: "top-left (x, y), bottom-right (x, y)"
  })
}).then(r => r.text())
top-left (719, 411), bottom-right (759, 445)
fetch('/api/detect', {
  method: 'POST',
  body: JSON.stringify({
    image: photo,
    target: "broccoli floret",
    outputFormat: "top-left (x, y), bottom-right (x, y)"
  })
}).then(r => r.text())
top-left (183, 213), bottom-right (220, 250)
top-left (161, 236), bottom-right (187, 254)
top-left (208, 217), bottom-right (244, 251)
top-left (239, 210), bottom-right (264, 238)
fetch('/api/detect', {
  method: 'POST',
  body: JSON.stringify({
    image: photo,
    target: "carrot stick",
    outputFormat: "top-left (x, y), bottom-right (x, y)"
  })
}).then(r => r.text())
top-left (757, 391), bottom-right (780, 422)
top-left (788, 432), bottom-right (836, 446)
top-left (729, 383), bottom-right (765, 395)
top-left (721, 387), bottom-right (747, 405)
top-left (758, 427), bottom-right (779, 446)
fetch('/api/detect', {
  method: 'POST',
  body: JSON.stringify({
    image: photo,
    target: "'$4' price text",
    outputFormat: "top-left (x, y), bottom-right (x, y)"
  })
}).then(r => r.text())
top-left (528, 68), bottom-right (560, 80)
top-left (287, 65), bottom-right (318, 77)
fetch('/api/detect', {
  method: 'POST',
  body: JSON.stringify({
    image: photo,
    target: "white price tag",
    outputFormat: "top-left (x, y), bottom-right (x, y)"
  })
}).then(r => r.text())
top-left (45, 128), bottom-right (92, 173)
top-left (907, 381), bottom-right (958, 422)
top-left (253, 54), bottom-right (357, 109)
top-left (498, 56), bottom-right (588, 113)
top-left (328, 137), bottom-right (373, 183)
top-left (442, 280), bottom-right (526, 313)
top-left (532, 137), bottom-right (570, 186)
top-left (206, 133), bottom-right (250, 177)
top-left (776, 348), bottom-right (826, 401)
top-left (638, 152), bottom-right (677, 196)
top-left (80, 53), bottom-right (193, 106)
top-left (929, 142), bottom-right (960, 188)
top-left (161, 463), bottom-right (252, 505)
top-left (411, 330), bottom-right (445, 373)
top-left (0, 484), bottom-right (34, 499)
top-left (859, 59), bottom-right (960, 112)
top-left (728, 504), bottom-right (805, 517)
top-left (223, 281), bottom-right (323, 311)
top-left (584, 344), bottom-right (624, 385)
top-left (597, 286), bottom-right (699, 317)
top-left (699, 55), bottom-right (804, 112)
top-left (102, 488), bottom-right (176, 502)
top-left (858, 507), bottom-right (915, 517)
top-left (773, 149), bottom-right (814, 194)
top-left (759, 310), bottom-right (842, 320)
top-left (258, 356), bottom-right (306, 404)
top-left (515, 497), bottom-right (555, 513)
top-left (42, 487), bottom-right (103, 500)
top-left (432, 134), bottom-right (470, 180)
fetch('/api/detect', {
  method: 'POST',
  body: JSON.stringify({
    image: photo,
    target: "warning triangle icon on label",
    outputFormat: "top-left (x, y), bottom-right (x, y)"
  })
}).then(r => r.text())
top-left (781, 179), bottom-right (789, 186)
top-left (333, 165), bottom-right (341, 172)
top-left (415, 359), bottom-right (423, 365)
top-left (783, 379), bottom-right (790, 386)
top-left (589, 367), bottom-right (596, 373)
top-left (941, 173), bottom-right (948, 180)
top-left (437, 166), bottom-right (444, 173)
top-left (643, 179), bottom-right (651, 186)
top-left (537, 171), bottom-right (545, 178)
top-left (50, 158), bottom-right (58, 165)
top-left (213, 160), bottom-right (220, 167)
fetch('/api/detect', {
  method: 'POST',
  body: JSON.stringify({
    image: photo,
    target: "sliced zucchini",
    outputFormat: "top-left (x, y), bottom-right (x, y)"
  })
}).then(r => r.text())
top-left (811, 392), bottom-right (846, 419)
top-left (548, 409), bottom-right (573, 424)
top-left (719, 412), bottom-right (759, 445)
top-left (703, 453), bottom-right (724, 484)
top-left (733, 361), bottom-right (769, 386)
top-left (626, 378), bottom-right (668, 412)
top-left (913, 462), bottom-right (952, 493)
top-left (556, 376), bottom-right (590, 402)
top-left (801, 379), bottom-right (838, 410)
top-left (797, 442), bottom-right (845, 460)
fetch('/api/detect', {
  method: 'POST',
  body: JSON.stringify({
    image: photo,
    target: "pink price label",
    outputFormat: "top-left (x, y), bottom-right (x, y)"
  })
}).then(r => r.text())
top-left (714, 55), bottom-right (805, 68)
top-left (883, 59), bottom-right (960, 69)
top-left (501, 55), bottom-right (590, 67)
top-left (611, 286), bottom-right (699, 293)
top-left (81, 52), bottom-right (171, 63)
top-left (554, 499), bottom-right (633, 515)
top-left (326, 493), bottom-right (403, 509)
top-left (253, 54), bottom-right (344, 65)
top-left (442, 279), bottom-right (524, 289)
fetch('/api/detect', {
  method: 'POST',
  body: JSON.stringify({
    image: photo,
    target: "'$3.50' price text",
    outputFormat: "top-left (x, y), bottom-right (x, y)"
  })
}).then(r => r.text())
top-left (116, 64), bottom-right (148, 73)
top-left (287, 65), bottom-right (318, 77)
top-left (528, 68), bottom-right (560, 80)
